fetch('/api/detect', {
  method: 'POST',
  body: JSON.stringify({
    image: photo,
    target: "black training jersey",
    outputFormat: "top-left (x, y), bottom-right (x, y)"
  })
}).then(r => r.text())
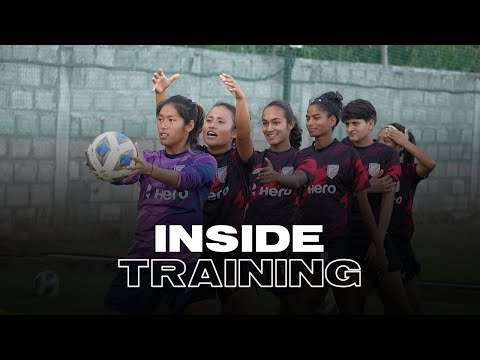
top-left (389, 162), bottom-right (424, 240)
top-left (345, 141), bottom-right (402, 235)
top-left (197, 145), bottom-right (253, 232)
top-left (245, 147), bottom-right (315, 230)
top-left (298, 139), bottom-right (371, 241)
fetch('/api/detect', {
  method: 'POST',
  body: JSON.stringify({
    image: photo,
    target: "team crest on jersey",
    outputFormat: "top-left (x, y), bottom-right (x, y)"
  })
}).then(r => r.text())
top-left (327, 164), bottom-right (339, 179)
top-left (368, 163), bottom-right (381, 176)
top-left (216, 166), bottom-right (228, 183)
top-left (252, 167), bottom-right (262, 175)
top-left (281, 166), bottom-right (294, 175)
top-left (174, 165), bottom-right (185, 172)
top-left (395, 181), bottom-right (400, 193)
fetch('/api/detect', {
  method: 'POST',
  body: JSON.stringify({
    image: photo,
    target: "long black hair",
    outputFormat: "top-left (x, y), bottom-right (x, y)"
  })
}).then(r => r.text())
top-left (263, 100), bottom-right (302, 149)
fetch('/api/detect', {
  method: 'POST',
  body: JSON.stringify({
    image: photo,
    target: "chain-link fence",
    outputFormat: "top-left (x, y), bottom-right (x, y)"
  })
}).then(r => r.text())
top-left (184, 45), bottom-right (480, 73)
top-left (0, 45), bottom-right (479, 250)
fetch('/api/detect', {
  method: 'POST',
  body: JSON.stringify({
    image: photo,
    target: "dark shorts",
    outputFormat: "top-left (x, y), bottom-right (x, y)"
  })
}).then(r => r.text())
top-left (390, 234), bottom-right (421, 283)
top-left (349, 233), bottom-right (402, 286)
top-left (104, 259), bottom-right (217, 314)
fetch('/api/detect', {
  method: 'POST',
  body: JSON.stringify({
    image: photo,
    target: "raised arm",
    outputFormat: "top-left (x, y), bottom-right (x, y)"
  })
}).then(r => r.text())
top-left (152, 68), bottom-right (180, 108)
top-left (385, 127), bottom-right (436, 178)
top-left (219, 73), bottom-right (254, 162)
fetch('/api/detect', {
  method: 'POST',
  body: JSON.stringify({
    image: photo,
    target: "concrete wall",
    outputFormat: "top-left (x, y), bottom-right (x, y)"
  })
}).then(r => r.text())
top-left (1, 45), bottom-right (479, 251)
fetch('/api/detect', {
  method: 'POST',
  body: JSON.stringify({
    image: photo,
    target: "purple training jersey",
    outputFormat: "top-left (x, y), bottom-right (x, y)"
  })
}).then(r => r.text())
top-left (298, 139), bottom-right (371, 242)
top-left (115, 149), bottom-right (217, 263)
top-left (197, 146), bottom-right (253, 232)
top-left (345, 141), bottom-right (402, 235)
top-left (389, 162), bottom-right (425, 240)
top-left (245, 147), bottom-right (315, 230)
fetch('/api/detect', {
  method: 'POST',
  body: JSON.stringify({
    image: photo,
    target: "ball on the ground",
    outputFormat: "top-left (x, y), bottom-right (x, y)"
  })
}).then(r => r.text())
top-left (33, 270), bottom-right (60, 297)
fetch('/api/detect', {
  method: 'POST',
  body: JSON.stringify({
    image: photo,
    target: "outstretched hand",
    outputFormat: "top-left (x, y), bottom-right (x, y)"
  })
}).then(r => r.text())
top-left (258, 158), bottom-right (279, 184)
top-left (124, 142), bottom-right (153, 181)
top-left (219, 73), bottom-right (245, 100)
top-left (152, 68), bottom-right (180, 93)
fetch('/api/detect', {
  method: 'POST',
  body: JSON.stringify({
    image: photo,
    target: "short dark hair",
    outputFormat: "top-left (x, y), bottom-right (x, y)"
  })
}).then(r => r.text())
top-left (341, 99), bottom-right (377, 124)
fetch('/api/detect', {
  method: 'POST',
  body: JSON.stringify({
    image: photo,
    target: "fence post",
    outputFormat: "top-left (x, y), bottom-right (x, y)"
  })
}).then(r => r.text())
top-left (283, 45), bottom-right (302, 103)
top-left (470, 79), bottom-right (480, 214)
top-left (381, 45), bottom-right (389, 65)
top-left (53, 46), bottom-right (72, 229)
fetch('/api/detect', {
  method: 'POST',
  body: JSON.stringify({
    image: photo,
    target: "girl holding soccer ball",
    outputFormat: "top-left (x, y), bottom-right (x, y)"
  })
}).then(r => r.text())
top-left (100, 93), bottom-right (220, 315)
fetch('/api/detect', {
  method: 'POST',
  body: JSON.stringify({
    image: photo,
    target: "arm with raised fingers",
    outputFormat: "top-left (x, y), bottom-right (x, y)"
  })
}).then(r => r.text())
top-left (152, 68), bottom-right (180, 108)
top-left (219, 73), bottom-right (254, 162)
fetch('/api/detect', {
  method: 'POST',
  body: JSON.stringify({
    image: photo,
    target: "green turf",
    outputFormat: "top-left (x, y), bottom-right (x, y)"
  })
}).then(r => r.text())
top-left (412, 224), bottom-right (480, 284)
top-left (0, 261), bottom-right (117, 315)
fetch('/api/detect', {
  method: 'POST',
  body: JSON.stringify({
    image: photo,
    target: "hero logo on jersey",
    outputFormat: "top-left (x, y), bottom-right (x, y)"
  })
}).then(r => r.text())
top-left (216, 166), bottom-right (228, 183)
top-left (144, 183), bottom-right (188, 200)
top-left (368, 163), bottom-right (381, 177)
top-left (327, 164), bottom-right (339, 179)
top-left (281, 166), bottom-right (294, 175)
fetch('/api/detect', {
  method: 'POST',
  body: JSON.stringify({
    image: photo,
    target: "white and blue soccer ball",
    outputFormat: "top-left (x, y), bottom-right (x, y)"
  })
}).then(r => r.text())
top-left (86, 131), bottom-right (138, 182)
top-left (33, 270), bottom-right (60, 297)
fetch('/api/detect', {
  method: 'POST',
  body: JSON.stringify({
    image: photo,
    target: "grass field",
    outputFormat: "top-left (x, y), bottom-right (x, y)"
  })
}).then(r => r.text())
top-left (0, 224), bottom-right (479, 315)
top-left (412, 224), bottom-right (480, 284)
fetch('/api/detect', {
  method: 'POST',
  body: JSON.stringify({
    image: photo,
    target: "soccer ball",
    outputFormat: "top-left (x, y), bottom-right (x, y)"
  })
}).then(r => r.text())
top-left (33, 270), bottom-right (60, 297)
top-left (86, 131), bottom-right (138, 182)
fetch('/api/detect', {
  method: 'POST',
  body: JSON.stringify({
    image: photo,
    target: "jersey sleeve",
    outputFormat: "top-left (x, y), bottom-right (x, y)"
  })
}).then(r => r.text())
top-left (295, 152), bottom-right (316, 186)
top-left (404, 162), bottom-right (425, 184)
top-left (174, 152), bottom-right (217, 191)
top-left (384, 148), bottom-right (402, 182)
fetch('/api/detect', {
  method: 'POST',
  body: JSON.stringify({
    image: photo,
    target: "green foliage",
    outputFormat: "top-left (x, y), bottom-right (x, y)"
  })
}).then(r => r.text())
top-left (389, 45), bottom-right (480, 72)
top-left (185, 45), bottom-right (480, 73)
